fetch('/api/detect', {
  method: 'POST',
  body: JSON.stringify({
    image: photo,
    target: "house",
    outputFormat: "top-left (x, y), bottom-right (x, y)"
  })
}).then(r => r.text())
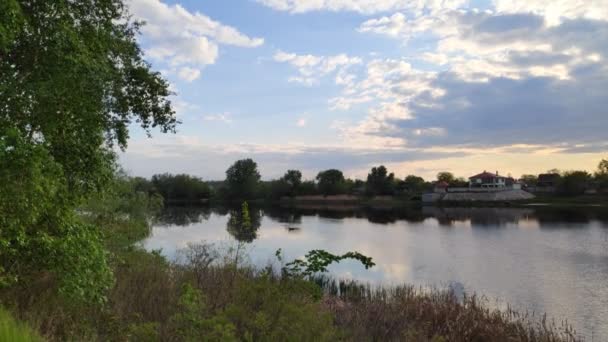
top-left (469, 171), bottom-right (508, 188)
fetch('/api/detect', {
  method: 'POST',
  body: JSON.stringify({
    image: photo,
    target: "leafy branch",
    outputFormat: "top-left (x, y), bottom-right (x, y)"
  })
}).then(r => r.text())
top-left (277, 249), bottom-right (375, 278)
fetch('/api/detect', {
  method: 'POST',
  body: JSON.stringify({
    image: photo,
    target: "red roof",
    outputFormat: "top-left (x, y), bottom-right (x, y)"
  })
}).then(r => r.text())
top-left (469, 171), bottom-right (506, 179)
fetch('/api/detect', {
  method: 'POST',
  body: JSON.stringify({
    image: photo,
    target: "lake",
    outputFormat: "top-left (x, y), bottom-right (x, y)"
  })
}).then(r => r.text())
top-left (144, 205), bottom-right (608, 340)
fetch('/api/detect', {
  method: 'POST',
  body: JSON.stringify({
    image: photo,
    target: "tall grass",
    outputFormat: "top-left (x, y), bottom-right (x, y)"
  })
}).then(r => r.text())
top-left (317, 278), bottom-right (578, 341)
top-left (0, 307), bottom-right (42, 342)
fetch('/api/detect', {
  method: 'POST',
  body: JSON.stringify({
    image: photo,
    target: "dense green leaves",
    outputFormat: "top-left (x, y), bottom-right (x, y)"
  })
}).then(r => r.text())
top-left (0, 0), bottom-right (176, 304)
top-left (366, 165), bottom-right (395, 196)
top-left (151, 173), bottom-right (212, 203)
top-left (224, 159), bottom-right (261, 200)
top-left (557, 171), bottom-right (592, 196)
top-left (316, 169), bottom-right (346, 196)
top-left (436, 172), bottom-right (455, 184)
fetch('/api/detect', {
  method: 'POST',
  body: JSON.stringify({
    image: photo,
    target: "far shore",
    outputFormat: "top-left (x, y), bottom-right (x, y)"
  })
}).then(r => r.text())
top-left (165, 193), bottom-right (608, 208)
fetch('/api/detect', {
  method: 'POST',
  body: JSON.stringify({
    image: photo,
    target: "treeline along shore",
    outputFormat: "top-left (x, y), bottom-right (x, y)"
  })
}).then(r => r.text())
top-left (136, 158), bottom-right (608, 207)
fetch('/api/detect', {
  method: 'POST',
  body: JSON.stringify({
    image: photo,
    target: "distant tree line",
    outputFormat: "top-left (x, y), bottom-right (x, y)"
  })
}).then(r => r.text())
top-left (519, 159), bottom-right (608, 196)
top-left (134, 158), bottom-right (608, 203)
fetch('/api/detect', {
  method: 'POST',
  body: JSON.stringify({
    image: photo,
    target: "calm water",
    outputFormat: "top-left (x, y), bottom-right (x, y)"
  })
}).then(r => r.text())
top-left (144, 205), bottom-right (608, 340)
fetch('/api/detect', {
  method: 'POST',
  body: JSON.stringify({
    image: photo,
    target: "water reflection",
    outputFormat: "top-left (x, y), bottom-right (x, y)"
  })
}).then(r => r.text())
top-left (156, 204), bottom-right (608, 230)
top-left (226, 206), bottom-right (262, 243)
top-left (146, 204), bottom-right (608, 339)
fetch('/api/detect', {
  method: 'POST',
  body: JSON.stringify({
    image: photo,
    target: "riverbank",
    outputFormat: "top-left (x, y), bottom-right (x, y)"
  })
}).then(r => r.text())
top-left (183, 193), bottom-right (608, 209)
top-left (0, 183), bottom-right (583, 341)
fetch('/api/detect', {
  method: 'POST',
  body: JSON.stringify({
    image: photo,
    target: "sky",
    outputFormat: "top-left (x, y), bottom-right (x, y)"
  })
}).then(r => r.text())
top-left (119, 0), bottom-right (608, 181)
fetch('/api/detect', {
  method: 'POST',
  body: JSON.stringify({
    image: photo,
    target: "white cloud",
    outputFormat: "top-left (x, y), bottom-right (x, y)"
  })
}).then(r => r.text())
top-left (202, 113), bottom-right (233, 124)
top-left (323, 2), bottom-right (608, 154)
top-left (128, 0), bottom-right (263, 78)
top-left (177, 67), bottom-right (202, 82)
top-left (256, 0), bottom-right (468, 14)
top-left (296, 118), bottom-right (308, 127)
top-left (273, 50), bottom-right (362, 86)
top-left (493, 0), bottom-right (608, 26)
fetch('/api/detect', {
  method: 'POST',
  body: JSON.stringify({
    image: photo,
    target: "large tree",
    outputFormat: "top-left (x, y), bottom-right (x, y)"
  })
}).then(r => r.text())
top-left (436, 172), bottom-right (455, 184)
top-left (225, 159), bottom-right (262, 200)
top-left (0, 0), bottom-right (176, 302)
top-left (281, 170), bottom-right (302, 196)
top-left (316, 169), bottom-right (346, 196)
top-left (366, 165), bottom-right (395, 196)
top-left (557, 171), bottom-right (592, 196)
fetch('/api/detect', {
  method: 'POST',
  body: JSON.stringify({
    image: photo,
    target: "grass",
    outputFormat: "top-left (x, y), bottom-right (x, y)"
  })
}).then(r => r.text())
top-left (1, 239), bottom-right (582, 341)
top-left (0, 307), bottom-right (42, 342)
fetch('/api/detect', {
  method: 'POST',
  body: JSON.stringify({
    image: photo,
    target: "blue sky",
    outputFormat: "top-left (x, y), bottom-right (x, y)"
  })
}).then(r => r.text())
top-left (120, 0), bottom-right (608, 180)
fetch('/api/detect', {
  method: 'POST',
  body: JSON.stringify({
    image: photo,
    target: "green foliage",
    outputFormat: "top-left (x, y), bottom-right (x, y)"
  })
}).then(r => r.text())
top-left (223, 276), bottom-right (337, 341)
top-left (169, 284), bottom-right (237, 342)
top-left (151, 173), bottom-right (212, 203)
top-left (127, 322), bottom-right (160, 341)
top-left (596, 159), bottom-right (608, 190)
top-left (1, 0), bottom-right (176, 306)
top-left (316, 169), bottom-right (347, 196)
top-left (0, 307), bottom-right (42, 342)
top-left (0, 0), bottom-right (22, 50)
top-left (366, 165), bottom-right (395, 196)
top-left (403, 175), bottom-right (428, 193)
top-left (598, 159), bottom-right (608, 175)
top-left (557, 171), bottom-right (592, 196)
top-left (280, 249), bottom-right (375, 278)
top-left (436, 172), bottom-right (455, 184)
top-left (0, 129), bottom-right (113, 303)
top-left (281, 169), bottom-right (302, 196)
top-left (224, 159), bottom-right (261, 200)
top-left (520, 174), bottom-right (538, 187)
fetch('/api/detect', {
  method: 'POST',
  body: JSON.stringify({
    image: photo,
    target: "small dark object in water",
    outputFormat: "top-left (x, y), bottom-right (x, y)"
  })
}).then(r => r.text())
top-left (287, 226), bottom-right (301, 232)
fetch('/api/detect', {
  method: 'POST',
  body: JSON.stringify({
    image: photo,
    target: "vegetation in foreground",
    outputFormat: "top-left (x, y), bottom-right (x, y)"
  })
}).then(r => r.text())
top-left (0, 174), bottom-right (579, 341)
top-left (0, 307), bottom-right (42, 342)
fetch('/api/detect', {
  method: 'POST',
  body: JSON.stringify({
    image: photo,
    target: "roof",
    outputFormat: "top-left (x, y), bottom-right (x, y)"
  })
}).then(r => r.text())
top-left (435, 181), bottom-right (449, 188)
top-left (469, 171), bottom-right (507, 179)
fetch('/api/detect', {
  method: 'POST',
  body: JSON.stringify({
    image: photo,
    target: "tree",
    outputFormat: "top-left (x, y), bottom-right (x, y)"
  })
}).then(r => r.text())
top-left (452, 177), bottom-right (469, 187)
top-left (225, 159), bottom-right (261, 200)
top-left (557, 171), bottom-right (592, 196)
top-left (520, 174), bottom-right (538, 187)
top-left (402, 175), bottom-right (427, 193)
top-left (151, 174), bottom-right (211, 203)
top-left (1, 0), bottom-right (176, 303)
top-left (436, 172), bottom-right (455, 184)
top-left (595, 159), bottom-right (608, 190)
top-left (316, 169), bottom-right (346, 196)
top-left (366, 165), bottom-right (395, 196)
top-left (281, 170), bottom-right (302, 196)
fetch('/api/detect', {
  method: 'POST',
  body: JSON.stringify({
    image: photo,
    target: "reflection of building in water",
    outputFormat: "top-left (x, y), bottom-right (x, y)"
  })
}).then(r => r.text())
top-left (422, 207), bottom-right (535, 227)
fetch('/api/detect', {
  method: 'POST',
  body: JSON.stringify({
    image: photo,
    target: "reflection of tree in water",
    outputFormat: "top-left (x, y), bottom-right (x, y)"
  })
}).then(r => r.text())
top-left (155, 206), bottom-right (212, 226)
top-left (226, 203), bottom-right (262, 243)
top-left (423, 207), bottom-right (535, 228)
top-left (264, 204), bottom-right (429, 225)
top-left (263, 206), bottom-right (302, 224)
top-left (535, 207), bottom-right (592, 228)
